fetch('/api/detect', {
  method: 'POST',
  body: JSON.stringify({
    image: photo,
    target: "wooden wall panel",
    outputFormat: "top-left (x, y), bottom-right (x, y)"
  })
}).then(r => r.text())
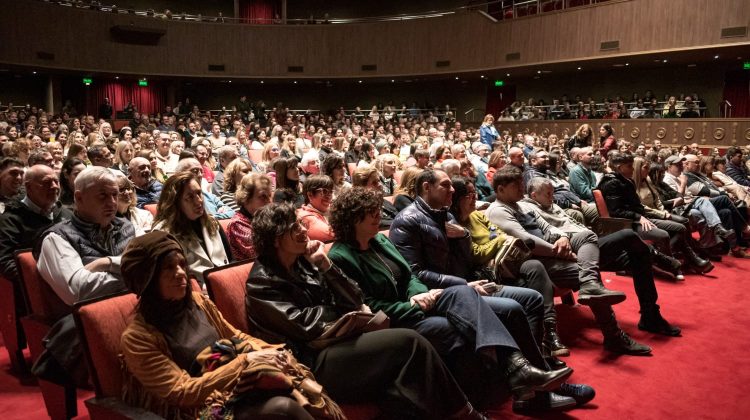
top-left (497, 119), bottom-right (750, 148)
top-left (0, 0), bottom-right (747, 77)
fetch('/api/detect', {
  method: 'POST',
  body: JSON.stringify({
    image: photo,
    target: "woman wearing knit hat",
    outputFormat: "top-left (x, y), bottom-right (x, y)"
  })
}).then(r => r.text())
top-left (119, 230), bottom-right (343, 419)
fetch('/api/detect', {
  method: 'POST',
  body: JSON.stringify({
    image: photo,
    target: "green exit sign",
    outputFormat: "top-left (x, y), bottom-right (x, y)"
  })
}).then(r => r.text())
top-left (494, 80), bottom-right (504, 87)
top-left (744, 62), bottom-right (750, 70)
top-left (82, 77), bottom-right (92, 86)
top-left (138, 79), bottom-right (148, 87)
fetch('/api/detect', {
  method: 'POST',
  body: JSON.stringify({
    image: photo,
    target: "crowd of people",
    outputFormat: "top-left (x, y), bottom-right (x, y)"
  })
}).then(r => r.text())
top-left (2, 97), bottom-right (750, 419)
top-left (499, 91), bottom-right (709, 120)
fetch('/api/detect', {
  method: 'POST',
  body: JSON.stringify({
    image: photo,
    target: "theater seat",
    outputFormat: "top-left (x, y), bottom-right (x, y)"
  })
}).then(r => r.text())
top-left (73, 292), bottom-right (162, 419)
top-left (248, 149), bottom-right (263, 164)
top-left (592, 189), bottom-right (633, 235)
top-left (15, 250), bottom-right (78, 420)
top-left (0, 273), bottom-right (26, 372)
top-left (218, 218), bottom-right (232, 234)
top-left (204, 260), bottom-right (254, 333)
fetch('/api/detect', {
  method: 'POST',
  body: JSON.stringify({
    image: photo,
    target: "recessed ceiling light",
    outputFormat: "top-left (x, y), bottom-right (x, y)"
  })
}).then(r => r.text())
top-left (455, 76), bottom-right (459, 80)
top-left (391, 79), bottom-right (395, 82)
top-left (577, 67), bottom-right (582, 70)
top-left (293, 81), bottom-right (297, 84)
top-left (714, 55), bottom-right (720, 59)
top-left (480, 75), bottom-right (485, 79)
top-left (625, 63), bottom-right (630, 66)
top-left (228, 80), bottom-right (232, 83)
top-left (260, 80), bottom-right (264, 84)
top-left (358, 80), bottom-right (362, 83)
top-left (506, 73), bottom-right (510, 77)
top-left (115, 76), bottom-right (119, 79)
top-left (32, 71), bottom-right (37, 74)
top-left (537, 70), bottom-right (542, 74)
top-left (663, 59), bottom-right (668, 63)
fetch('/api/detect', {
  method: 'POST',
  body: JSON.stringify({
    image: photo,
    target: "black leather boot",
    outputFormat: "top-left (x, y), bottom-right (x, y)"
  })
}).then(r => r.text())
top-left (543, 319), bottom-right (570, 357)
top-left (503, 351), bottom-right (573, 400)
top-left (639, 305), bottom-right (681, 336)
top-left (650, 246), bottom-right (682, 277)
top-left (683, 244), bottom-right (714, 274)
top-left (577, 280), bottom-right (626, 306)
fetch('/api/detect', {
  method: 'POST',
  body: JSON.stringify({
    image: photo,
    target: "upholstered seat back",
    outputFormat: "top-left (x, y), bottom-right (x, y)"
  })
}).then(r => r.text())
top-left (204, 261), bottom-right (253, 333)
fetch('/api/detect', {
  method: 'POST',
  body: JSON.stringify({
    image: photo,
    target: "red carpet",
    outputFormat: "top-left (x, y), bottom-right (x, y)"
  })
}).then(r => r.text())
top-left (2, 257), bottom-right (750, 419)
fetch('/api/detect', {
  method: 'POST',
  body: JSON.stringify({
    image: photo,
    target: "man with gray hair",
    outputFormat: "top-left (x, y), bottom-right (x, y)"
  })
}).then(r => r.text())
top-left (129, 157), bottom-right (162, 208)
top-left (33, 166), bottom-right (136, 385)
top-left (0, 165), bottom-right (72, 369)
top-left (523, 176), bottom-right (682, 337)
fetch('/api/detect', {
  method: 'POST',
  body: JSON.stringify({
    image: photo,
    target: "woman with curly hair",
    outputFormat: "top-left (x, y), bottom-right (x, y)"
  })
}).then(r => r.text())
top-left (152, 171), bottom-right (230, 284)
top-left (220, 158), bottom-right (253, 211)
top-left (226, 173), bottom-right (273, 261)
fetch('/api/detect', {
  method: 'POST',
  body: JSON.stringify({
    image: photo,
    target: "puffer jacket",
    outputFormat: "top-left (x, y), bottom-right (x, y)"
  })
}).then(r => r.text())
top-left (389, 197), bottom-right (473, 288)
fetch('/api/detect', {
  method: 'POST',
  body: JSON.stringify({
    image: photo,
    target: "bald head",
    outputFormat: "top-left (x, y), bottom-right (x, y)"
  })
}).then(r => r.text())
top-left (508, 147), bottom-right (525, 168)
top-left (128, 157), bottom-right (152, 188)
top-left (25, 164), bottom-right (60, 211)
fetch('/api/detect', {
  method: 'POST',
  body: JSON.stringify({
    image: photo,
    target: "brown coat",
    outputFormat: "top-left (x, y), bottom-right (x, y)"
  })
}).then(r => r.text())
top-left (120, 292), bottom-right (276, 418)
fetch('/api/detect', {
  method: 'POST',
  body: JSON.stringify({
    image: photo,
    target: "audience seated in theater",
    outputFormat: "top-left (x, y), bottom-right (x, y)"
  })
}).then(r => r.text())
top-left (651, 160), bottom-right (733, 252)
top-left (114, 172), bottom-right (153, 236)
top-left (486, 166), bottom-right (652, 355)
top-left (211, 145), bottom-right (239, 197)
top-left (152, 171), bottom-right (230, 284)
top-left (469, 142), bottom-right (490, 174)
top-left (128, 156), bottom-right (163, 209)
top-left (272, 156), bottom-right (304, 207)
top-left (219, 158), bottom-right (253, 212)
top-left (193, 143), bottom-right (215, 184)
top-left (329, 187), bottom-right (591, 413)
top-left (448, 176), bottom-right (571, 362)
top-left (245, 203), bottom-right (489, 420)
top-left (120, 231), bottom-right (328, 420)
top-left (567, 146), bottom-right (597, 203)
top-left (522, 176), bottom-right (682, 336)
top-left (719, 146), bottom-right (750, 188)
top-left (257, 141), bottom-right (281, 174)
top-left (712, 156), bottom-right (750, 208)
top-left (484, 150), bottom-right (506, 186)
top-left (0, 164), bottom-right (72, 324)
top-left (226, 173), bottom-right (272, 261)
top-left (680, 154), bottom-right (750, 257)
top-left (34, 166), bottom-right (136, 385)
top-left (598, 153), bottom-right (713, 276)
top-left (352, 166), bottom-right (398, 228)
top-left (299, 150), bottom-right (321, 183)
top-left (459, 159), bottom-right (494, 202)
top-left (174, 158), bottom-right (235, 220)
top-left (0, 157), bottom-right (25, 211)
top-left (393, 167), bottom-right (423, 212)
top-left (320, 154), bottom-right (351, 200)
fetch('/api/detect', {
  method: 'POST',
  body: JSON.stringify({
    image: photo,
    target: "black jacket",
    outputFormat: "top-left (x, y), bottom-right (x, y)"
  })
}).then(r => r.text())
top-left (245, 258), bottom-right (363, 363)
top-left (0, 200), bottom-right (72, 283)
top-left (389, 197), bottom-right (473, 289)
top-left (597, 172), bottom-right (645, 221)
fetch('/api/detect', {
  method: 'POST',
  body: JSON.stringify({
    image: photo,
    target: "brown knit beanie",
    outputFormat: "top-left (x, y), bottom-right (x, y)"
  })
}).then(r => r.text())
top-left (120, 231), bottom-right (184, 296)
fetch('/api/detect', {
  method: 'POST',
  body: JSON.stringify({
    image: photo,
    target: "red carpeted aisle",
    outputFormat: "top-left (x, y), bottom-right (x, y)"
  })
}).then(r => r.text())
top-left (1, 257), bottom-right (750, 419)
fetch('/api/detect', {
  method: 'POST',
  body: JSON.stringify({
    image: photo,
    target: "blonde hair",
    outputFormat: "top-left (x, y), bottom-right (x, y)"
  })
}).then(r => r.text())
top-left (223, 158), bottom-right (253, 194)
top-left (235, 173), bottom-right (272, 206)
top-left (394, 167), bottom-right (423, 198)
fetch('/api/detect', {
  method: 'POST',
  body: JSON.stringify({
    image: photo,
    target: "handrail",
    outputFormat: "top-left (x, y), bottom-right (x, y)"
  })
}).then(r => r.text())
top-left (36, 0), bottom-right (626, 25)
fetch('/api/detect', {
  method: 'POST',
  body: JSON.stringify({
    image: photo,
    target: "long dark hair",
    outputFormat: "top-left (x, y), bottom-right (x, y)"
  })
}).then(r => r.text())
top-left (449, 175), bottom-right (472, 219)
top-left (59, 157), bottom-right (85, 204)
top-left (154, 171), bottom-right (219, 237)
top-left (599, 123), bottom-right (614, 141)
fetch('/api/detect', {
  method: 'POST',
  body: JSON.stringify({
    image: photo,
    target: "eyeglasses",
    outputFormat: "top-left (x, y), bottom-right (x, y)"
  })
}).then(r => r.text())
top-left (119, 186), bottom-right (133, 194)
top-left (314, 188), bottom-right (333, 197)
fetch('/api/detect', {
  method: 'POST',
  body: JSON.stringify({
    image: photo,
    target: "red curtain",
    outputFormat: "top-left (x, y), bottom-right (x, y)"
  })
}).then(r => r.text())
top-left (84, 80), bottom-right (165, 117)
top-left (239, 0), bottom-right (278, 24)
top-left (723, 70), bottom-right (750, 117)
top-left (485, 84), bottom-right (517, 118)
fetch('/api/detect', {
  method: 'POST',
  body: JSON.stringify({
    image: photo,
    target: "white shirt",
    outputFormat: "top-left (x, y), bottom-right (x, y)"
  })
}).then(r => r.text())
top-left (37, 233), bottom-right (126, 306)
